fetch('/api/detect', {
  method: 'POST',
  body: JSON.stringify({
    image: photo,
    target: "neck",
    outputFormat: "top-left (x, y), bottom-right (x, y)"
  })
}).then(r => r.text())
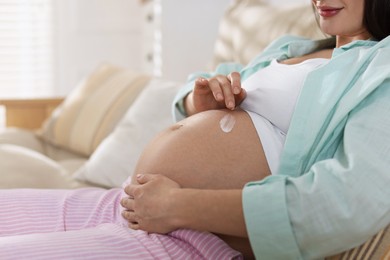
top-left (336, 32), bottom-right (372, 48)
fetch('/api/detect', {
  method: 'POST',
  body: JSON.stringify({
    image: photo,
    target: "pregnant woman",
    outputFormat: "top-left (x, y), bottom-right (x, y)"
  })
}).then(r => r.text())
top-left (124, 54), bottom-right (330, 258)
top-left (0, 0), bottom-right (390, 259)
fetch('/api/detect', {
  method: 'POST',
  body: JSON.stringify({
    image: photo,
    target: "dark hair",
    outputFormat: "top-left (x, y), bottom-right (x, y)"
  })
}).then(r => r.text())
top-left (364, 0), bottom-right (390, 40)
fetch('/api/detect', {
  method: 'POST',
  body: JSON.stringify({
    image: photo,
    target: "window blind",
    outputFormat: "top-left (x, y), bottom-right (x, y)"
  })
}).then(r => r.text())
top-left (0, 0), bottom-right (54, 98)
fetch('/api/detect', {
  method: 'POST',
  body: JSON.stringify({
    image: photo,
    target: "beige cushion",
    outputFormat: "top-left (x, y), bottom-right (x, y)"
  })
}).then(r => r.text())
top-left (0, 144), bottom-right (86, 189)
top-left (211, 0), bottom-right (325, 68)
top-left (73, 78), bottom-right (181, 188)
top-left (0, 127), bottom-right (83, 162)
top-left (0, 127), bottom-right (45, 154)
top-left (39, 63), bottom-right (151, 157)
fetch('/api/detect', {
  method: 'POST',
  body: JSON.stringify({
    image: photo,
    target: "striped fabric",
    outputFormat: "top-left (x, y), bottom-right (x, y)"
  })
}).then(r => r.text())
top-left (383, 245), bottom-right (390, 260)
top-left (39, 63), bottom-right (151, 157)
top-left (0, 188), bottom-right (241, 260)
top-left (326, 225), bottom-right (390, 260)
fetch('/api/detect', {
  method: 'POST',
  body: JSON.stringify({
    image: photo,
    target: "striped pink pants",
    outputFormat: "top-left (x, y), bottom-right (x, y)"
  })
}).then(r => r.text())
top-left (0, 188), bottom-right (241, 259)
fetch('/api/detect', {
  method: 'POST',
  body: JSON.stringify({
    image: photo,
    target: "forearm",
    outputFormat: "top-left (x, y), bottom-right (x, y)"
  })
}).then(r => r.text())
top-left (171, 188), bottom-right (248, 237)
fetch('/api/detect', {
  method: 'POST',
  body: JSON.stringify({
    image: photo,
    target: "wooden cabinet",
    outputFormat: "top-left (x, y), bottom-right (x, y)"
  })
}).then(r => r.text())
top-left (0, 98), bottom-right (63, 130)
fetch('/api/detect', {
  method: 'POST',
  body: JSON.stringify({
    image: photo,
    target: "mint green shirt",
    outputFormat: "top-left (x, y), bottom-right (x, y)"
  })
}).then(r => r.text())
top-left (172, 35), bottom-right (390, 259)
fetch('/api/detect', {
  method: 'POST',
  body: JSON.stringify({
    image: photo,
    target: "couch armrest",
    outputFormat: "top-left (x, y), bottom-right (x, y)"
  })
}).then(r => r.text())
top-left (0, 98), bottom-right (64, 130)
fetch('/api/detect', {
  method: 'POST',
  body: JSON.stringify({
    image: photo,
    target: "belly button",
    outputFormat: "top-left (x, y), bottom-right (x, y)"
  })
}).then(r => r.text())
top-left (171, 124), bottom-right (184, 131)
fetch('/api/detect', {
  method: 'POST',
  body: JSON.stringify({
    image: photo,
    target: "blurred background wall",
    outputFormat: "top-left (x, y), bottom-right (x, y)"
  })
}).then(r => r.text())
top-left (0, 0), bottom-right (309, 99)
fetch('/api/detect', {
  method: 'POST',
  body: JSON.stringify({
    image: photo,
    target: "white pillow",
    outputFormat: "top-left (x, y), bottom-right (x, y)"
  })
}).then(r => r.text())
top-left (73, 78), bottom-right (182, 188)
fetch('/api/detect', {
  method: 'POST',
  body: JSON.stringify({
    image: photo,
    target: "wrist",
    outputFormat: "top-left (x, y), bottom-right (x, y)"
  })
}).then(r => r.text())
top-left (168, 188), bottom-right (193, 229)
top-left (169, 188), bottom-right (248, 237)
top-left (183, 92), bottom-right (196, 116)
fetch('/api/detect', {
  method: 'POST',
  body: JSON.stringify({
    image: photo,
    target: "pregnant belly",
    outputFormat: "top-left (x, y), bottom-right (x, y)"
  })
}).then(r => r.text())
top-left (132, 109), bottom-right (271, 189)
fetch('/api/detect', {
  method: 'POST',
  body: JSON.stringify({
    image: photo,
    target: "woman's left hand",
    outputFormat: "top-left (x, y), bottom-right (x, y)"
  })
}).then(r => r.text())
top-left (121, 174), bottom-right (181, 234)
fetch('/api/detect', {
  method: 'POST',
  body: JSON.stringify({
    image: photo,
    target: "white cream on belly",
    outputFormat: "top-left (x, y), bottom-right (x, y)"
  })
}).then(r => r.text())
top-left (219, 114), bottom-right (236, 133)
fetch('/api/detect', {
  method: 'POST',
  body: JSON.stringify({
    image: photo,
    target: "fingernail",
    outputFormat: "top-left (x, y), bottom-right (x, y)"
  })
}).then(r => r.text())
top-left (234, 87), bottom-right (241, 94)
top-left (216, 93), bottom-right (223, 101)
top-left (228, 101), bottom-right (234, 109)
top-left (136, 174), bottom-right (143, 179)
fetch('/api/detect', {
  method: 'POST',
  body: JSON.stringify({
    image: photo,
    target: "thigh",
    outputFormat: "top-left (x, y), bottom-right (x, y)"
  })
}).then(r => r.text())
top-left (0, 188), bottom-right (123, 236)
top-left (0, 224), bottom-right (241, 260)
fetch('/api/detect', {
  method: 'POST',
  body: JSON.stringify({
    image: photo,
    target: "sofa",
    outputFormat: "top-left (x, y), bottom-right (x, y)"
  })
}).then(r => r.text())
top-left (0, 0), bottom-right (325, 190)
top-left (0, 0), bottom-right (389, 258)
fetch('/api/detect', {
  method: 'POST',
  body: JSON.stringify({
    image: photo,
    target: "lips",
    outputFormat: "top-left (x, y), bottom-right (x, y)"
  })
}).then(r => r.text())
top-left (317, 6), bottom-right (343, 18)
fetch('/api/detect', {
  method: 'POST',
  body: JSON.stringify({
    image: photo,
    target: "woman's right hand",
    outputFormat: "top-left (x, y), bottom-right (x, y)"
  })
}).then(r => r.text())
top-left (184, 72), bottom-right (246, 116)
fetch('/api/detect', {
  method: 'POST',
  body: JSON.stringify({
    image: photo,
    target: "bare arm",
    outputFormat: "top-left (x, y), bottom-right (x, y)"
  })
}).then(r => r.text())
top-left (175, 188), bottom-right (247, 237)
top-left (121, 174), bottom-right (248, 237)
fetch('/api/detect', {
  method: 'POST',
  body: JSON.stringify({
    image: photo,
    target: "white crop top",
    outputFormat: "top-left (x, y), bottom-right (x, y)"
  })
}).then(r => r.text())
top-left (240, 58), bottom-right (329, 134)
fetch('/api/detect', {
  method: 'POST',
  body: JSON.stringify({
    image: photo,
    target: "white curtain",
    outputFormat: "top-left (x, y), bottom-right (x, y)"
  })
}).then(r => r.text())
top-left (0, 0), bottom-right (54, 99)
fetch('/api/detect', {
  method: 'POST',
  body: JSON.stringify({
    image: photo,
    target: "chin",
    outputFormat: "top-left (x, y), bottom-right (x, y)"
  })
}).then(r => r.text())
top-left (319, 23), bottom-right (338, 36)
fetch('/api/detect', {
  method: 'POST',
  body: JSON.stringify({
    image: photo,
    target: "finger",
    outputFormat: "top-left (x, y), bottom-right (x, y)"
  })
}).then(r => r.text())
top-left (216, 76), bottom-right (235, 110)
top-left (120, 197), bottom-right (134, 210)
top-left (193, 78), bottom-right (210, 95)
top-left (193, 77), bottom-right (211, 97)
top-left (135, 174), bottom-right (153, 185)
top-left (235, 88), bottom-right (247, 106)
top-left (123, 184), bottom-right (132, 196)
top-left (124, 184), bottom-right (142, 198)
top-left (208, 78), bottom-right (224, 102)
top-left (128, 222), bottom-right (140, 230)
top-left (122, 210), bottom-right (139, 224)
top-left (124, 174), bottom-right (155, 197)
top-left (228, 72), bottom-right (242, 95)
top-left (194, 77), bottom-right (208, 87)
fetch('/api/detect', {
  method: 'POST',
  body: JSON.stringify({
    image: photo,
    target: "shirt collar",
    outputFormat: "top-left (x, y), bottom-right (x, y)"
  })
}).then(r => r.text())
top-left (285, 37), bottom-right (336, 58)
top-left (282, 36), bottom-right (378, 58)
top-left (332, 39), bottom-right (378, 57)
